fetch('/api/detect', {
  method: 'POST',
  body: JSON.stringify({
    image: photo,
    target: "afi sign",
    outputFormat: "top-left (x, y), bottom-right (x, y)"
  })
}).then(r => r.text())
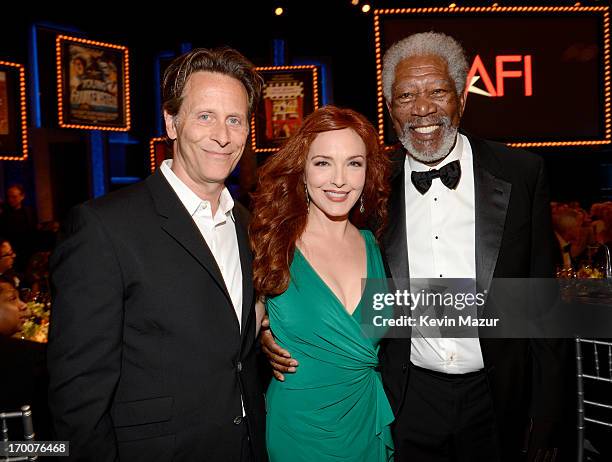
top-left (466, 55), bottom-right (533, 98)
top-left (374, 5), bottom-right (611, 148)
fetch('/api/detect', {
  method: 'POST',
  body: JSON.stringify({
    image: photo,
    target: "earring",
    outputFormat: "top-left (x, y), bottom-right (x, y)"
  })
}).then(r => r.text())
top-left (359, 195), bottom-right (365, 214)
top-left (305, 184), bottom-right (310, 212)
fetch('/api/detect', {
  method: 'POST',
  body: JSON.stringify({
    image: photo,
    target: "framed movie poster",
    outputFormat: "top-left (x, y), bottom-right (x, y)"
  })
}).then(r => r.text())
top-left (149, 136), bottom-right (172, 172)
top-left (251, 65), bottom-right (320, 153)
top-left (56, 34), bottom-right (131, 131)
top-left (0, 60), bottom-right (28, 160)
top-left (373, 5), bottom-right (611, 148)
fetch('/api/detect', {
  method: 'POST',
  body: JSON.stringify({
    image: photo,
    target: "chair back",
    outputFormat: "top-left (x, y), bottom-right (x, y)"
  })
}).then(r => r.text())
top-left (0, 404), bottom-right (36, 461)
top-left (576, 338), bottom-right (612, 462)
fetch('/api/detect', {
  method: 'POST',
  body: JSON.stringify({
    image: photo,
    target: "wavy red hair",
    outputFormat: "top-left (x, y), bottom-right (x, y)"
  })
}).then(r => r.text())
top-left (250, 105), bottom-right (391, 297)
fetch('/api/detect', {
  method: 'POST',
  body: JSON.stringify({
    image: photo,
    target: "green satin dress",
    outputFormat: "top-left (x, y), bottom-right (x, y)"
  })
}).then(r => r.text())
top-left (266, 230), bottom-right (394, 462)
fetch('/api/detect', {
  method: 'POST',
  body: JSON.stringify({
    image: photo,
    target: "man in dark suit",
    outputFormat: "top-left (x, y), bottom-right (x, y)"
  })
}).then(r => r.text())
top-left (48, 48), bottom-right (266, 462)
top-left (0, 184), bottom-right (37, 272)
top-left (262, 32), bottom-right (566, 462)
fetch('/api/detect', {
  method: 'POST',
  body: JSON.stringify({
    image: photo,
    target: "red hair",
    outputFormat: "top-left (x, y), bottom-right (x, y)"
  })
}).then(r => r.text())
top-left (250, 105), bottom-right (391, 297)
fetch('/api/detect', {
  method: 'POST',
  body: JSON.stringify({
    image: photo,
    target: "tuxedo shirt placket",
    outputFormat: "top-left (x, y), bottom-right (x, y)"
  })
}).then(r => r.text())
top-left (404, 134), bottom-right (484, 374)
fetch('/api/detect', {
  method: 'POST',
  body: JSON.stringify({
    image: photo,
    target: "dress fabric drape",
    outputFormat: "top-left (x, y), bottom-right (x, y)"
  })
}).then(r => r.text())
top-left (266, 230), bottom-right (394, 462)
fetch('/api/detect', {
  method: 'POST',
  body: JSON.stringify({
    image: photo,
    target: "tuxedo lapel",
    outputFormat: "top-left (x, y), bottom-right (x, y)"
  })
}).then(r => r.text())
top-left (383, 152), bottom-right (410, 290)
top-left (382, 152), bottom-right (413, 343)
top-left (470, 136), bottom-right (512, 296)
top-left (146, 171), bottom-right (234, 307)
top-left (384, 139), bottom-right (511, 299)
top-left (233, 207), bottom-right (254, 338)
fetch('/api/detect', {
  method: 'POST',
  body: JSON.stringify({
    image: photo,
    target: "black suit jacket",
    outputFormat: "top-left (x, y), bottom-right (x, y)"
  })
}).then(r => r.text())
top-left (379, 134), bottom-right (567, 460)
top-left (48, 170), bottom-right (266, 462)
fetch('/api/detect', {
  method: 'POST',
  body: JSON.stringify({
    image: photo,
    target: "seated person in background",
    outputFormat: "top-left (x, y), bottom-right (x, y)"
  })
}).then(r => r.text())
top-left (0, 237), bottom-right (21, 287)
top-left (0, 275), bottom-right (28, 336)
top-left (551, 205), bottom-right (590, 269)
top-left (0, 184), bottom-right (37, 272)
top-left (591, 202), bottom-right (612, 247)
top-left (24, 251), bottom-right (51, 295)
top-left (589, 202), bottom-right (612, 277)
top-left (0, 276), bottom-right (52, 439)
top-left (591, 220), bottom-right (607, 246)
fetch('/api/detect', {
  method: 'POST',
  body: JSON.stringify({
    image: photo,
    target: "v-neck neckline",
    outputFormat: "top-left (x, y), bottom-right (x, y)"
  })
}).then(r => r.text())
top-left (295, 231), bottom-right (369, 317)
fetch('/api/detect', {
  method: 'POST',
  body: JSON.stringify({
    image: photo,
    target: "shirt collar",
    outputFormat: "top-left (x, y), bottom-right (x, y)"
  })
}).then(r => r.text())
top-left (405, 132), bottom-right (464, 173)
top-left (160, 159), bottom-right (235, 220)
top-left (218, 187), bottom-right (235, 219)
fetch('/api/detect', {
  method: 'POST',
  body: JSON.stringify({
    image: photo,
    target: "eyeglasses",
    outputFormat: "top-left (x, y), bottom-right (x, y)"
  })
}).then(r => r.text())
top-left (0, 251), bottom-right (15, 259)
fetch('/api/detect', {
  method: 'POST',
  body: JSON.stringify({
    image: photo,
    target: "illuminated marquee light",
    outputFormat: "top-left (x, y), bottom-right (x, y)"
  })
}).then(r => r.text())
top-left (508, 140), bottom-right (610, 148)
top-left (251, 65), bottom-right (319, 153)
top-left (374, 16), bottom-right (385, 144)
top-left (373, 6), bottom-right (612, 148)
top-left (149, 136), bottom-right (166, 172)
top-left (0, 60), bottom-right (28, 161)
top-left (56, 34), bottom-right (131, 132)
top-left (605, 9), bottom-right (611, 140)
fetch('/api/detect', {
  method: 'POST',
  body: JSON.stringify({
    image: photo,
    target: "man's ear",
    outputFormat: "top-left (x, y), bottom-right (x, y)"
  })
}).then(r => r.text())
top-left (458, 91), bottom-right (467, 119)
top-left (163, 110), bottom-right (177, 140)
top-left (385, 99), bottom-right (393, 118)
top-left (385, 99), bottom-right (394, 125)
top-left (385, 99), bottom-right (403, 135)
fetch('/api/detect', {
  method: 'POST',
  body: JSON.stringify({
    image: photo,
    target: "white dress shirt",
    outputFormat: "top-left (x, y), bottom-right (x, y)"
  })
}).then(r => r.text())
top-left (160, 160), bottom-right (243, 330)
top-left (404, 134), bottom-right (485, 373)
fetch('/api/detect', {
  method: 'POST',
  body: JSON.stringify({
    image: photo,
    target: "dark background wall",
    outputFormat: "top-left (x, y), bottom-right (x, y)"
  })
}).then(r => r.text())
top-left (0, 0), bottom-right (610, 220)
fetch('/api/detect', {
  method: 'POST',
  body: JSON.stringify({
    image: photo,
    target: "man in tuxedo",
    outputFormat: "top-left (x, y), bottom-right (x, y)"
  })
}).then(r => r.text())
top-left (378, 31), bottom-right (566, 462)
top-left (262, 32), bottom-right (566, 462)
top-left (48, 47), bottom-right (266, 462)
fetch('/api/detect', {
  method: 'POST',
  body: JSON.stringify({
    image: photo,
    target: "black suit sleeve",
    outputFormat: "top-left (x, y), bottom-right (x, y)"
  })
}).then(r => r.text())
top-left (527, 157), bottom-right (569, 448)
top-left (48, 204), bottom-right (123, 460)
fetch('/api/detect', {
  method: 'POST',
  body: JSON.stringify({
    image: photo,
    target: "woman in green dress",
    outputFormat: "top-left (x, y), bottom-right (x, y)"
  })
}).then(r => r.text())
top-left (250, 106), bottom-right (394, 461)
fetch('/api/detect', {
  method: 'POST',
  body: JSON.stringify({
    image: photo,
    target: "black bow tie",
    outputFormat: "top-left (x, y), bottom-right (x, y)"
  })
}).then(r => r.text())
top-left (410, 160), bottom-right (461, 194)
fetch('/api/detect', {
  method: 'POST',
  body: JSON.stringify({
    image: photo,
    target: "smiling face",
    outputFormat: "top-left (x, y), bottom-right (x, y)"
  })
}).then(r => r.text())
top-left (387, 54), bottom-right (465, 164)
top-left (164, 71), bottom-right (250, 192)
top-left (304, 128), bottom-right (367, 221)
top-left (0, 281), bottom-right (28, 337)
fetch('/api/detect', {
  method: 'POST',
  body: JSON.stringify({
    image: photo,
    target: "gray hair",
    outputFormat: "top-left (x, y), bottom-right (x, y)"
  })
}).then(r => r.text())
top-left (382, 32), bottom-right (469, 102)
